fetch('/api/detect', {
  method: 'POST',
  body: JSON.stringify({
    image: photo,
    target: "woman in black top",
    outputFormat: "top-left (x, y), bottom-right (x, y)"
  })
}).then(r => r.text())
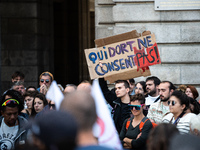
top-left (120, 94), bottom-right (153, 150)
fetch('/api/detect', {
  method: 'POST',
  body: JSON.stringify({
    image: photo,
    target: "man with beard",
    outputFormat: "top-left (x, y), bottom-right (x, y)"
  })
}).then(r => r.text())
top-left (144, 76), bottom-right (161, 116)
top-left (147, 81), bottom-right (176, 123)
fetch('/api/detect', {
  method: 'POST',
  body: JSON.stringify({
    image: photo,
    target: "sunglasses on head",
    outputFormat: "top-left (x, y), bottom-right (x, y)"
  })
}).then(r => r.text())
top-left (40, 79), bottom-right (50, 83)
top-left (2, 99), bottom-right (19, 106)
top-left (168, 100), bottom-right (176, 106)
top-left (128, 104), bottom-right (144, 110)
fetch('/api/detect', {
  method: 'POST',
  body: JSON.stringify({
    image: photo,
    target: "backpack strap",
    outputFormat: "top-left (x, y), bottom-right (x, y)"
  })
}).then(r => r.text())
top-left (126, 118), bottom-right (132, 131)
top-left (139, 117), bottom-right (149, 132)
top-left (139, 117), bottom-right (158, 132)
top-left (154, 96), bottom-right (160, 103)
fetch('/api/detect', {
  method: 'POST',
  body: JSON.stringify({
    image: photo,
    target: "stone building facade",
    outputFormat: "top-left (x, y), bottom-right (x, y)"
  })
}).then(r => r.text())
top-left (0, 0), bottom-right (200, 97)
top-left (95, 0), bottom-right (200, 96)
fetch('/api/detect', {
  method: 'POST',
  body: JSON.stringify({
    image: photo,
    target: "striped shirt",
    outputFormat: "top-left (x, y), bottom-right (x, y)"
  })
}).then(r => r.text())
top-left (162, 112), bottom-right (197, 134)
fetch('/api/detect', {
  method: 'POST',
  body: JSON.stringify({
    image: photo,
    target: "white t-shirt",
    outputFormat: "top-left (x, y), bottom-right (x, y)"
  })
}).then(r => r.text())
top-left (145, 95), bottom-right (160, 106)
top-left (0, 118), bottom-right (19, 150)
top-left (162, 112), bottom-right (197, 134)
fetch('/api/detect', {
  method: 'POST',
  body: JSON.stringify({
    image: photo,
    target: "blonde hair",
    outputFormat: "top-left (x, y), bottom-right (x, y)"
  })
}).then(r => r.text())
top-left (39, 71), bottom-right (54, 81)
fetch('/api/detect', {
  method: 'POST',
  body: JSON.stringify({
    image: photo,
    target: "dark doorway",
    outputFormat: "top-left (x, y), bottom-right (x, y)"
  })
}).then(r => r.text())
top-left (53, 0), bottom-right (80, 87)
top-left (53, 0), bottom-right (94, 88)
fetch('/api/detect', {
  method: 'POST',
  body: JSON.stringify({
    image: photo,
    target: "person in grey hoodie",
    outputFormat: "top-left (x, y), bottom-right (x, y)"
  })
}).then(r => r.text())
top-left (0, 91), bottom-right (28, 149)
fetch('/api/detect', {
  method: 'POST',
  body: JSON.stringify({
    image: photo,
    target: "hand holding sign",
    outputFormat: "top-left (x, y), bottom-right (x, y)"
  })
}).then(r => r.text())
top-left (85, 30), bottom-right (161, 83)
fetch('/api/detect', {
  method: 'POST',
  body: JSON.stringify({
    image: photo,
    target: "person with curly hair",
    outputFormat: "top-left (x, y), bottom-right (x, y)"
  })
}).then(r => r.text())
top-left (0, 90), bottom-right (28, 149)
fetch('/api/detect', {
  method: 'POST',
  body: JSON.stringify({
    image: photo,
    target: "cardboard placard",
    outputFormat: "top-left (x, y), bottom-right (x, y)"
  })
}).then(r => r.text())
top-left (85, 30), bottom-right (161, 83)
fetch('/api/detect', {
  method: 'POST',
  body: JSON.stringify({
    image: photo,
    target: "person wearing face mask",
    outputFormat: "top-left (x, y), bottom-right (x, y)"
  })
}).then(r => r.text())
top-left (147, 81), bottom-right (176, 124)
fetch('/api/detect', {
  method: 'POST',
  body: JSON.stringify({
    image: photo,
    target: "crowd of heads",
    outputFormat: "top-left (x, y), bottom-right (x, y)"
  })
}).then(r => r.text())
top-left (0, 70), bottom-right (200, 150)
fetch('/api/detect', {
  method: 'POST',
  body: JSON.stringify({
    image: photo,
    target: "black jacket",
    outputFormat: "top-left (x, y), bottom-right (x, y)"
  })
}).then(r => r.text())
top-left (99, 78), bottom-right (131, 134)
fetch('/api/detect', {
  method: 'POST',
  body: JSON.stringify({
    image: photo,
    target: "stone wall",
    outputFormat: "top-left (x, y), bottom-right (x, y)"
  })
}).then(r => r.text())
top-left (95, 0), bottom-right (200, 98)
top-left (0, 0), bottom-right (53, 93)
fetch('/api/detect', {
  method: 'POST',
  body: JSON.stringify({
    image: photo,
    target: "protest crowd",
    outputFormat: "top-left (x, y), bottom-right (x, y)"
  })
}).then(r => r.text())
top-left (0, 70), bottom-right (200, 150)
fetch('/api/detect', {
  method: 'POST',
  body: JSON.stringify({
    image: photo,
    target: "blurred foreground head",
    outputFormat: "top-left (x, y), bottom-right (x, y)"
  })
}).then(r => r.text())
top-left (147, 123), bottom-right (179, 150)
top-left (169, 134), bottom-right (200, 150)
top-left (77, 80), bottom-right (91, 93)
top-left (60, 91), bottom-right (97, 131)
top-left (29, 110), bottom-right (78, 150)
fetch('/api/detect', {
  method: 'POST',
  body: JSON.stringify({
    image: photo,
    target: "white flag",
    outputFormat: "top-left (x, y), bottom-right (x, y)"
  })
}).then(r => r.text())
top-left (46, 80), bottom-right (64, 110)
top-left (92, 79), bottom-right (123, 150)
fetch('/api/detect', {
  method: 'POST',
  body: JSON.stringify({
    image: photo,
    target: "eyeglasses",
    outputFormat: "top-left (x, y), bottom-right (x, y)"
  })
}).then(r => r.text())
top-left (168, 100), bottom-right (176, 106)
top-left (2, 99), bottom-right (19, 106)
top-left (128, 104), bottom-right (144, 110)
top-left (40, 79), bottom-right (50, 83)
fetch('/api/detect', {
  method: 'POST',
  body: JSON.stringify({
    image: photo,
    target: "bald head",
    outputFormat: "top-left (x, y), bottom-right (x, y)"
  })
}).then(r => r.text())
top-left (77, 82), bottom-right (91, 93)
top-left (64, 85), bottom-right (76, 94)
top-left (60, 91), bottom-right (97, 131)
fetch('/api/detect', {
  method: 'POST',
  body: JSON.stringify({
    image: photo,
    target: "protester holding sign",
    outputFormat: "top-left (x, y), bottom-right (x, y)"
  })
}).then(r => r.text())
top-left (99, 78), bottom-right (131, 134)
top-left (85, 30), bottom-right (161, 83)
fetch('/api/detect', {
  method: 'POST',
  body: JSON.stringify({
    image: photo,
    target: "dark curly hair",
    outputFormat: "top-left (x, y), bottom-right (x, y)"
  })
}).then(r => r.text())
top-left (188, 97), bottom-right (200, 115)
top-left (130, 93), bottom-right (145, 104)
top-left (135, 81), bottom-right (147, 93)
top-left (0, 90), bottom-right (24, 113)
top-left (171, 90), bottom-right (189, 112)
